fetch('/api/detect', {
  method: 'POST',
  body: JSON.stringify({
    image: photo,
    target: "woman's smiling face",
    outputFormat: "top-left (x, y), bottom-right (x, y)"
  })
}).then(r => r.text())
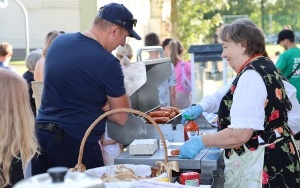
top-left (220, 40), bottom-right (246, 73)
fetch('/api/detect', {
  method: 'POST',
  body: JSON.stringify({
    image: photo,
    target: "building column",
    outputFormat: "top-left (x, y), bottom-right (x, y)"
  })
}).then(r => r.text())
top-left (147, 0), bottom-right (162, 35)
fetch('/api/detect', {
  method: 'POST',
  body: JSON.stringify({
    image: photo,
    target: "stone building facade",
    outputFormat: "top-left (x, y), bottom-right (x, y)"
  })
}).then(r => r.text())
top-left (0, 0), bottom-right (170, 60)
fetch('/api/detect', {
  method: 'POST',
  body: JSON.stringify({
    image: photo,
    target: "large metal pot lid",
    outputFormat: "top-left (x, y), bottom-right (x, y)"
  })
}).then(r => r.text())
top-left (14, 167), bottom-right (104, 188)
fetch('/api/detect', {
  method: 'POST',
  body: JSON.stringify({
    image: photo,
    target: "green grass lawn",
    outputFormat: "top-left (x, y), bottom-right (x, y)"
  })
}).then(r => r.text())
top-left (266, 44), bottom-right (283, 57)
top-left (266, 44), bottom-right (300, 57)
top-left (10, 61), bottom-right (27, 75)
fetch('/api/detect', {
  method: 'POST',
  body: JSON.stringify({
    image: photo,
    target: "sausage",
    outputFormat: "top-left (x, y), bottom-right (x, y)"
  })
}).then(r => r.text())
top-left (151, 117), bottom-right (170, 124)
top-left (169, 112), bottom-right (177, 119)
top-left (171, 149), bottom-right (180, 155)
top-left (159, 107), bottom-right (180, 115)
top-left (148, 110), bottom-right (171, 117)
top-left (157, 107), bottom-right (172, 112)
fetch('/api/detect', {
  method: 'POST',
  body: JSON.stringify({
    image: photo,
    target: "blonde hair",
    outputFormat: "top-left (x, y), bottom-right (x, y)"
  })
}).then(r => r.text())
top-left (169, 40), bottom-right (183, 66)
top-left (0, 69), bottom-right (39, 187)
top-left (43, 30), bottom-right (64, 57)
top-left (116, 43), bottom-right (133, 67)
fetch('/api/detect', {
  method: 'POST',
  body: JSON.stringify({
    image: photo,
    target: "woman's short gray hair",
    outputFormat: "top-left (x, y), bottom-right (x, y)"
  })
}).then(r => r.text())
top-left (219, 18), bottom-right (265, 56)
top-left (25, 49), bottom-right (42, 71)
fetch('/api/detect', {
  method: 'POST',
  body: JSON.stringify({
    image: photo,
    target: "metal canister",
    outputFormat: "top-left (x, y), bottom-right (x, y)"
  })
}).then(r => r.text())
top-left (180, 172), bottom-right (200, 186)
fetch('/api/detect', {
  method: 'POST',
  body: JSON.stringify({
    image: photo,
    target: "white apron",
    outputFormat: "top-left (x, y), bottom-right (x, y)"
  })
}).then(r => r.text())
top-left (224, 139), bottom-right (283, 188)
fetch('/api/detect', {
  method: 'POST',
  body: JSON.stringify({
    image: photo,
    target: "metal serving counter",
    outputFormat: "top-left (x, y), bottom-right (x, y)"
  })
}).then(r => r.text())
top-left (109, 114), bottom-right (224, 186)
top-left (114, 147), bottom-right (224, 185)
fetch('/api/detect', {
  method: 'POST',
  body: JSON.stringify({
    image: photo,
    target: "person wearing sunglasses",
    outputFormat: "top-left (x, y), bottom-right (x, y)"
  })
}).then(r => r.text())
top-left (31, 3), bottom-right (141, 175)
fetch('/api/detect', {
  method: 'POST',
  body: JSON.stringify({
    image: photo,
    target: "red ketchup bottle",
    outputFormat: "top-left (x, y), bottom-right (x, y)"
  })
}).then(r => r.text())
top-left (183, 115), bottom-right (199, 141)
top-left (180, 172), bottom-right (201, 186)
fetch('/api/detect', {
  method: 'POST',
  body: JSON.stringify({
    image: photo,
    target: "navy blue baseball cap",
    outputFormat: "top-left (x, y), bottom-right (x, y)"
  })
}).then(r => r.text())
top-left (97, 3), bottom-right (141, 40)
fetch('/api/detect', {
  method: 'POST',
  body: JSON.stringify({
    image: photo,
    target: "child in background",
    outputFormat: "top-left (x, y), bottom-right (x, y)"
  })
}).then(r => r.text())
top-left (0, 69), bottom-right (39, 187)
top-left (116, 43), bottom-right (133, 68)
top-left (99, 126), bottom-right (124, 166)
top-left (144, 32), bottom-right (176, 107)
top-left (169, 40), bottom-right (192, 109)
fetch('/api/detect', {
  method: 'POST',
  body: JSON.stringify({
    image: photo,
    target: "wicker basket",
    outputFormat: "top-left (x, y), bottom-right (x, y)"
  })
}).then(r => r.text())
top-left (70, 108), bottom-right (177, 181)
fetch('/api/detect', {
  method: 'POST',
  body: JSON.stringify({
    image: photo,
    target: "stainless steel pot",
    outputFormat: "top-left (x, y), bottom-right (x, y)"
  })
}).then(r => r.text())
top-left (14, 167), bottom-right (104, 188)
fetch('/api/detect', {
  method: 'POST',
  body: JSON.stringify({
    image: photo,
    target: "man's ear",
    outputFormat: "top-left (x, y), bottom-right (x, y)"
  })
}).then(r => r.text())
top-left (110, 25), bottom-right (119, 38)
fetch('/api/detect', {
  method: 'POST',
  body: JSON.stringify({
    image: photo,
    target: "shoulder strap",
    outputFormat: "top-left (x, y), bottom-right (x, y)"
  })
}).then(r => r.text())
top-left (181, 61), bottom-right (185, 70)
top-left (286, 62), bottom-right (300, 79)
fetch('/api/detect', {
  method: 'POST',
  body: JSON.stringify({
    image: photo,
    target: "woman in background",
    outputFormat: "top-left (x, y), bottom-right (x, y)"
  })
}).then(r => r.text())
top-left (0, 69), bottom-right (39, 187)
top-left (34, 30), bottom-right (64, 81)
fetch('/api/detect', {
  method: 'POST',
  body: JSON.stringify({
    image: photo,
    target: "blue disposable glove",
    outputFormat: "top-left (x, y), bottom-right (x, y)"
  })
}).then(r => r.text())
top-left (178, 135), bottom-right (205, 159)
top-left (210, 147), bottom-right (220, 151)
top-left (181, 104), bottom-right (203, 124)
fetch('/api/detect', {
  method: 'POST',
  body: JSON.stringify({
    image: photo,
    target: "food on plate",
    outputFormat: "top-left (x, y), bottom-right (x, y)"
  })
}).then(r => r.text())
top-left (171, 149), bottom-right (180, 155)
top-left (151, 117), bottom-right (170, 123)
top-left (90, 165), bottom-right (152, 183)
top-left (149, 110), bottom-right (171, 117)
top-left (115, 172), bottom-right (138, 181)
top-left (169, 111), bottom-right (177, 119)
top-left (159, 107), bottom-right (180, 115)
top-left (147, 107), bottom-right (180, 124)
top-left (115, 165), bottom-right (135, 175)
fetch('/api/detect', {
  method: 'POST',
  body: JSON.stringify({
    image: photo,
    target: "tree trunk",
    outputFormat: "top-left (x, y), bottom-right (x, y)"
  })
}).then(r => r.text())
top-left (170, 0), bottom-right (178, 39)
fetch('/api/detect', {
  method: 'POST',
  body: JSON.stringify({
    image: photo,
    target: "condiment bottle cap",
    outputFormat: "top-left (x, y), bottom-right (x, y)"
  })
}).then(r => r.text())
top-left (184, 114), bottom-right (194, 121)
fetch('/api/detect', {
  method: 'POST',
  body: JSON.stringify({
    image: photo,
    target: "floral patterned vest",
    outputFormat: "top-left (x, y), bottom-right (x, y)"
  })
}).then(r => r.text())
top-left (218, 57), bottom-right (292, 158)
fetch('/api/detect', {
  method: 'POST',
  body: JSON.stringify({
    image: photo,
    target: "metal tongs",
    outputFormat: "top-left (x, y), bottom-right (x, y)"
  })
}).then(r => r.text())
top-left (165, 109), bottom-right (184, 124)
top-left (143, 105), bottom-right (161, 115)
top-left (141, 105), bottom-right (184, 124)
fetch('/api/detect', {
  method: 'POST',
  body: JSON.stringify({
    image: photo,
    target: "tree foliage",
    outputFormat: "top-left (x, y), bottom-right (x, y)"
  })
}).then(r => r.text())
top-left (170, 0), bottom-right (229, 50)
top-left (220, 0), bottom-right (300, 35)
top-left (265, 0), bottom-right (300, 34)
top-left (169, 0), bottom-right (300, 51)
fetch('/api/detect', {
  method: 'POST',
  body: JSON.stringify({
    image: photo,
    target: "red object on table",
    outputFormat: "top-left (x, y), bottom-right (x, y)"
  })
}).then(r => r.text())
top-left (184, 120), bottom-right (199, 141)
top-left (180, 172), bottom-right (200, 186)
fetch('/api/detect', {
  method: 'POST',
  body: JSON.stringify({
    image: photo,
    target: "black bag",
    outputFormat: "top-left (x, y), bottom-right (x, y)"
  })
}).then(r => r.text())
top-left (286, 63), bottom-right (300, 79)
top-left (294, 132), bottom-right (300, 140)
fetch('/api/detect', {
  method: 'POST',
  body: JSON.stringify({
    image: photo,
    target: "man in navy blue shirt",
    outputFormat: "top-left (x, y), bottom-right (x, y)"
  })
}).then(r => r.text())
top-left (32, 3), bottom-right (141, 175)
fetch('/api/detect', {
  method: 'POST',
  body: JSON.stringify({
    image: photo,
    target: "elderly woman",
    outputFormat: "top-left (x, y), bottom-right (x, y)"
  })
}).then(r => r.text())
top-left (180, 18), bottom-right (300, 187)
top-left (23, 49), bottom-right (42, 116)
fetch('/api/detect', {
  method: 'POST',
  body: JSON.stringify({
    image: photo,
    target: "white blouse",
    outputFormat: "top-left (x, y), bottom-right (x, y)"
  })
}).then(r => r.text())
top-left (200, 70), bottom-right (300, 133)
top-left (229, 70), bottom-right (266, 130)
